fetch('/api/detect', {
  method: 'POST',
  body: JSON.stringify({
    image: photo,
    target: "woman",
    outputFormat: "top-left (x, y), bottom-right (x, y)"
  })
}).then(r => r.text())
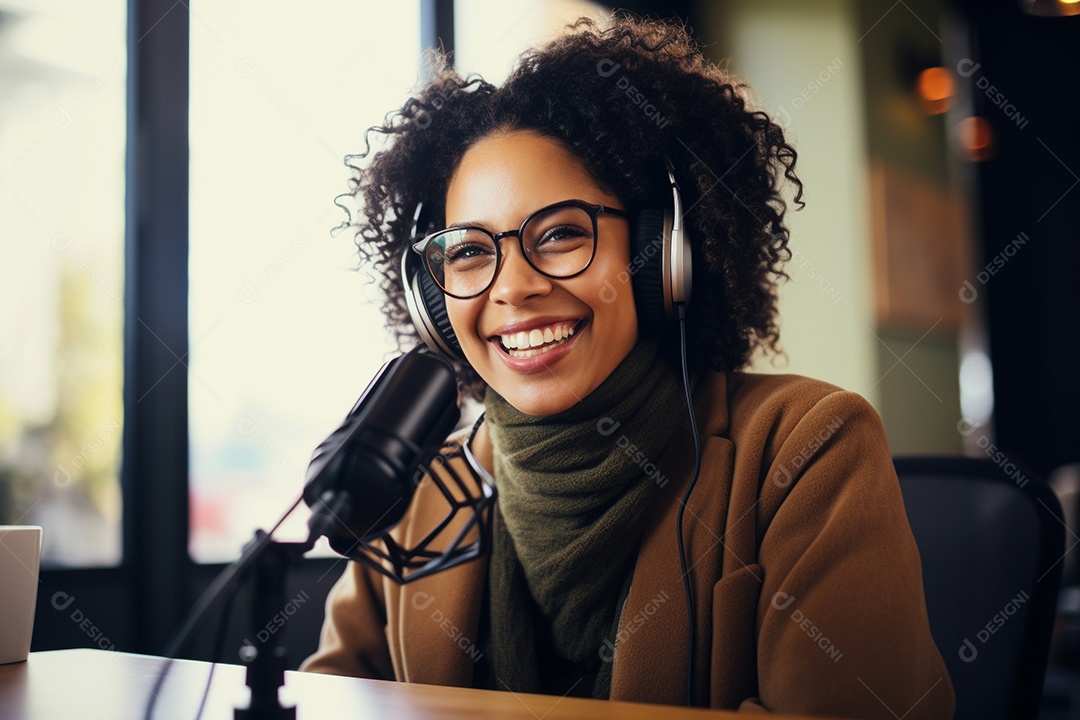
top-left (302, 16), bottom-right (954, 717)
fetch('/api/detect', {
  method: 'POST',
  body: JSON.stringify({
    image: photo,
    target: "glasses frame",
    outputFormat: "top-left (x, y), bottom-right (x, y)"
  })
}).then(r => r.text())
top-left (411, 199), bottom-right (629, 299)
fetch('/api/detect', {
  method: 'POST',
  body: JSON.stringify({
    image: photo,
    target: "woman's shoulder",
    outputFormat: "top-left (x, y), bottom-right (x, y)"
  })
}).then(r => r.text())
top-left (726, 370), bottom-right (845, 405)
top-left (718, 370), bottom-right (886, 451)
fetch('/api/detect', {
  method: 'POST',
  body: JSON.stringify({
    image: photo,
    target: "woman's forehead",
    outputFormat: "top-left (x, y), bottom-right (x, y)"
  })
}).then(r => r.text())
top-left (444, 130), bottom-right (616, 227)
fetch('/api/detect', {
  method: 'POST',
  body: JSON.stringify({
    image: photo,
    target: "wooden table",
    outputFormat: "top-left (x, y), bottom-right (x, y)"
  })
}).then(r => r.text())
top-left (0, 649), bottom-right (823, 719)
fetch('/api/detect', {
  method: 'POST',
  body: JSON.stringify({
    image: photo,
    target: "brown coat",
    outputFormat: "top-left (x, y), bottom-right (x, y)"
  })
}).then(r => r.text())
top-left (302, 371), bottom-right (955, 718)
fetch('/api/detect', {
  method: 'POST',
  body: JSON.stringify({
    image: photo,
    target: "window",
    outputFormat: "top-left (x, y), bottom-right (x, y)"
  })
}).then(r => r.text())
top-left (455, 0), bottom-right (607, 83)
top-left (0, 0), bottom-right (126, 566)
top-left (188, 2), bottom-right (422, 561)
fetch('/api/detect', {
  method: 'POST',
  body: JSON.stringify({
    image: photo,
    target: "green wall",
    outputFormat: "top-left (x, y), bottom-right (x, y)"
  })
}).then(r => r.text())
top-left (699, 0), bottom-right (963, 454)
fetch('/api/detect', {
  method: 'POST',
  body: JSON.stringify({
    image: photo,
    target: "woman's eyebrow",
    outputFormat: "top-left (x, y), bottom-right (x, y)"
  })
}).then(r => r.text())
top-left (444, 200), bottom-right (581, 231)
top-left (445, 219), bottom-right (487, 230)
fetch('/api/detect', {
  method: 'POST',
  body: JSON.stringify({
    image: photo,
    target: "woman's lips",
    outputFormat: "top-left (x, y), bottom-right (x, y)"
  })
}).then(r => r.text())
top-left (489, 319), bottom-right (584, 373)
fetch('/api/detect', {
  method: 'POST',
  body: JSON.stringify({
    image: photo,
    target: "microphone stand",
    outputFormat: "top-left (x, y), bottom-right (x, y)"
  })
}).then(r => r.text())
top-left (231, 492), bottom-right (350, 720)
top-left (227, 450), bottom-right (492, 720)
top-left (234, 530), bottom-right (309, 720)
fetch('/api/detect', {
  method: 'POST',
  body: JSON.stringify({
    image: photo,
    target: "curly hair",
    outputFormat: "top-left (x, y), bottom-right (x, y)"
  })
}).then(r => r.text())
top-left (343, 15), bottom-right (803, 401)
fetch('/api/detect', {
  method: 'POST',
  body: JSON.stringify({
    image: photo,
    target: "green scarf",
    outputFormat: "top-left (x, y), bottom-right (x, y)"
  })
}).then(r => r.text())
top-left (479, 338), bottom-right (682, 697)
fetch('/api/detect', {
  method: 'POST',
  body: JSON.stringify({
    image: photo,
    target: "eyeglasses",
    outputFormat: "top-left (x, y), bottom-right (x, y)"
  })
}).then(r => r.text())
top-left (411, 200), bottom-right (629, 299)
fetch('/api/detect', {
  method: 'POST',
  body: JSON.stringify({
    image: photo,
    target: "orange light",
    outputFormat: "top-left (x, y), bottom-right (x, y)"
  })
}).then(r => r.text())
top-left (917, 67), bottom-right (956, 114)
top-left (1020, 0), bottom-right (1080, 16)
top-left (959, 116), bottom-right (994, 162)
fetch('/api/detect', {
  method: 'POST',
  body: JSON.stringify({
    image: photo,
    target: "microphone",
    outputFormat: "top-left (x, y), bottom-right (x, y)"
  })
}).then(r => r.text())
top-left (303, 349), bottom-right (460, 554)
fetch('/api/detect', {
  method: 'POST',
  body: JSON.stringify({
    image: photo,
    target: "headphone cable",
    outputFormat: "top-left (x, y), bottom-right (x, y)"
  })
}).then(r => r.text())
top-left (675, 302), bottom-right (702, 706)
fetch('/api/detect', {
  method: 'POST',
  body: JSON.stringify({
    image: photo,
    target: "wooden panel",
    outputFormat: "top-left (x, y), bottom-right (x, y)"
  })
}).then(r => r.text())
top-left (869, 159), bottom-right (972, 333)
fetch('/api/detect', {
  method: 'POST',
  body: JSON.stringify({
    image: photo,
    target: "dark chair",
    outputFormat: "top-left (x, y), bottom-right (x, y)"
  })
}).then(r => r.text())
top-left (894, 456), bottom-right (1066, 720)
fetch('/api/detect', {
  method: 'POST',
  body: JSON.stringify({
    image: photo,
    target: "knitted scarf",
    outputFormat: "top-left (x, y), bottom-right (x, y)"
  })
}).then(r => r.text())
top-left (478, 338), bottom-right (682, 697)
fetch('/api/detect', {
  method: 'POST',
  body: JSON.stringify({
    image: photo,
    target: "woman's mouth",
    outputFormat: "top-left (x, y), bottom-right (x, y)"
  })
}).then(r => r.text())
top-left (493, 320), bottom-right (582, 359)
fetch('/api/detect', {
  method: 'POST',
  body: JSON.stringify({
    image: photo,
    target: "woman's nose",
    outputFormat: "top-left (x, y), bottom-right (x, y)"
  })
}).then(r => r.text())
top-left (487, 238), bottom-right (552, 306)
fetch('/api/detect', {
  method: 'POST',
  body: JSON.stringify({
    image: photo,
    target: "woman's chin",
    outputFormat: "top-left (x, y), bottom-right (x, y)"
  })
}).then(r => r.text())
top-left (486, 373), bottom-right (588, 417)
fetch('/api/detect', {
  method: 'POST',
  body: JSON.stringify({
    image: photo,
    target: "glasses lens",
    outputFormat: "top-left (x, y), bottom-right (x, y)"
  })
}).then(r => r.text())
top-left (425, 228), bottom-right (497, 297)
top-left (521, 205), bottom-right (596, 279)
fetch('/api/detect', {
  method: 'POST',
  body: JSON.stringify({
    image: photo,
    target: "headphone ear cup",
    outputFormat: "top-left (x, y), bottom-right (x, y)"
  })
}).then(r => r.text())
top-left (630, 207), bottom-right (669, 332)
top-left (401, 245), bottom-right (463, 359)
top-left (416, 270), bottom-right (462, 357)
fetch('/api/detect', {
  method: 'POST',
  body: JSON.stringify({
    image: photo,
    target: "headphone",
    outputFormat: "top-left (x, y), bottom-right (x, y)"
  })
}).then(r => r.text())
top-left (400, 166), bottom-right (693, 359)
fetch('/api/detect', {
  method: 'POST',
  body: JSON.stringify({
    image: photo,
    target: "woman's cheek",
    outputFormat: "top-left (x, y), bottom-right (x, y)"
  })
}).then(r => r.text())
top-left (446, 299), bottom-right (484, 363)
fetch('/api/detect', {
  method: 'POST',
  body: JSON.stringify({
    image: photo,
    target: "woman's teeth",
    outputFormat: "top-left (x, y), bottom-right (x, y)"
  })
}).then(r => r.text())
top-left (499, 323), bottom-right (576, 357)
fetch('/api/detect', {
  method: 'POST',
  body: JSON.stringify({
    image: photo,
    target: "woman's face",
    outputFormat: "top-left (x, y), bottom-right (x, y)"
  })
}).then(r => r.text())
top-left (443, 130), bottom-right (639, 416)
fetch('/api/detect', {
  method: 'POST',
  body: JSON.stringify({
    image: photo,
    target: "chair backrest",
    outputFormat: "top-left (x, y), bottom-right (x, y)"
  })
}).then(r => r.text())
top-left (894, 456), bottom-right (1065, 720)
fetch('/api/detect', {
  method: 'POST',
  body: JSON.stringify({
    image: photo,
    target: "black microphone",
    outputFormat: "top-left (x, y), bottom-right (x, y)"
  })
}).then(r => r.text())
top-left (303, 349), bottom-right (460, 554)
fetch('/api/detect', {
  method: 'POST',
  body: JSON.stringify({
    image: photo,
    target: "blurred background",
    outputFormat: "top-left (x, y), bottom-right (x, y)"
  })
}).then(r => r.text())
top-left (0, 0), bottom-right (1077, 714)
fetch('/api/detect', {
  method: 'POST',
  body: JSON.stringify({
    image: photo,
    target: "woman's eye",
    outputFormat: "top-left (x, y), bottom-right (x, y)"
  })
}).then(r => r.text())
top-left (445, 242), bottom-right (494, 264)
top-left (537, 224), bottom-right (590, 247)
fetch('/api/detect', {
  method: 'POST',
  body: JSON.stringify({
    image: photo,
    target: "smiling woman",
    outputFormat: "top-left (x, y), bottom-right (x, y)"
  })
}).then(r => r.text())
top-left (440, 130), bottom-right (638, 416)
top-left (301, 15), bottom-right (956, 718)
